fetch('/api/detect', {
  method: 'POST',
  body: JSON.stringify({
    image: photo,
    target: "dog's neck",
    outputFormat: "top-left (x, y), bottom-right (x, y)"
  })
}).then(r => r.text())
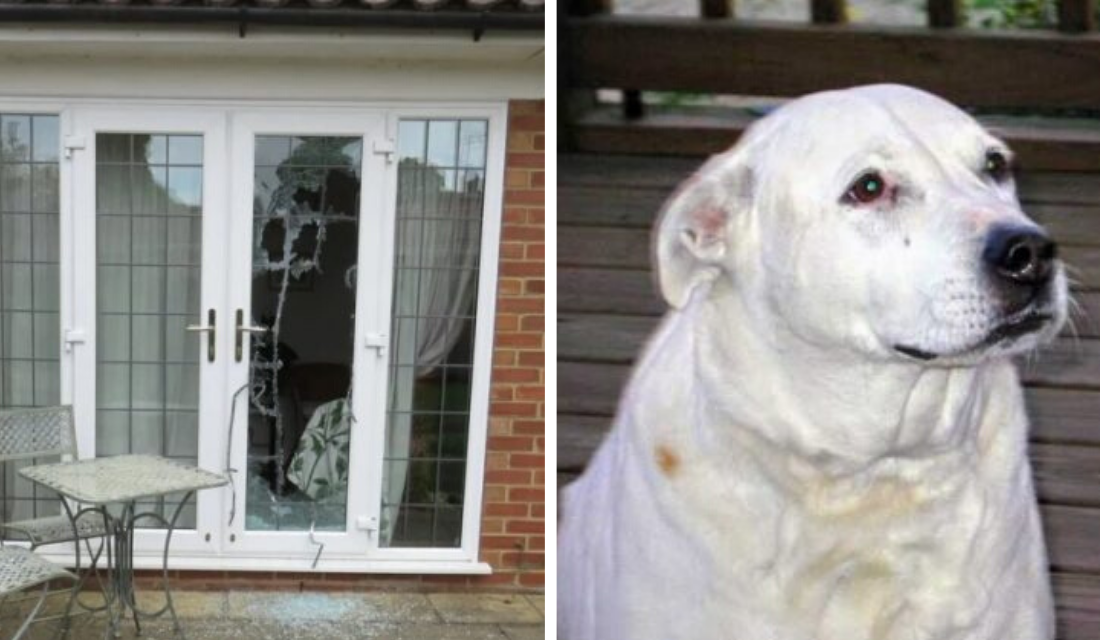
top-left (646, 283), bottom-right (1023, 477)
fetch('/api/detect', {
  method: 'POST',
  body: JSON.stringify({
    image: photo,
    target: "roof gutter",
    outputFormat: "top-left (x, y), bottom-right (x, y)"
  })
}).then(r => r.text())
top-left (0, 5), bottom-right (544, 40)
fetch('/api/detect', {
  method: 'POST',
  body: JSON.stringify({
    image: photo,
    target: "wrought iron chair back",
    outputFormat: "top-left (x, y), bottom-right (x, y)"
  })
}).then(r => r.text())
top-left (0, 407), bottom-right (84, 638)
top-left (0, 405), bottom-right (78, 465)
top-left (0, 405), bottom-right (105, 637)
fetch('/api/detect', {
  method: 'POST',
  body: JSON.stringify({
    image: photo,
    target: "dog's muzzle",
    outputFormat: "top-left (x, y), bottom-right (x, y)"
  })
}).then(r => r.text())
top-left (894, 224), bottom-right (1059, 362)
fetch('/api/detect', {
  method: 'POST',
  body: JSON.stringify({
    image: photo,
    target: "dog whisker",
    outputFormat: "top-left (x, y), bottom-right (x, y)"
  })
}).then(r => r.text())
top-left (1066, 293), bottom-right (1097, 337)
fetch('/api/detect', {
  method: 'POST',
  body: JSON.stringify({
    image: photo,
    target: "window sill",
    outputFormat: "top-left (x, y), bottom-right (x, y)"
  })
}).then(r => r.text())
top-left (36, 548), bottom-right (493, 575)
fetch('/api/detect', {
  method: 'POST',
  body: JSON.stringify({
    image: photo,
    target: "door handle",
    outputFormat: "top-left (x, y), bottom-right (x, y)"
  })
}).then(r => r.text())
top-left (186, 309), bottom-right (216, 363)
top-left (235, 309), bottom-right (269, 362)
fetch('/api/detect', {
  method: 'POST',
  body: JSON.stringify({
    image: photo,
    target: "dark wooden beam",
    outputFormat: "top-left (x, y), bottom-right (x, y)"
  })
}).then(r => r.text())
top-left (622, 90), bottom-right (644, 120)
top-left (927, 0), bottom-right (962, 28)
top-left (568, 0), bottom-right (610, 17)
top-left (700, 0), bottom-right (732, 19)
top-left (1058, 0), bottom-right (1096, 32)
top-left (568, 108), bottom-right (1100, 172)
top-left (559, 0), bottom-right (612, 151)
top-left (565, 16), bottom-right (1100, 110)
top-left (811, 0), bottom-right (846, 24)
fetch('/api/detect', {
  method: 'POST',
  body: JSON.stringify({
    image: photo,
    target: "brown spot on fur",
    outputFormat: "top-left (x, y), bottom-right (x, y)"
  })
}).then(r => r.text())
top-left (655, 444), bottom-right (680, 478)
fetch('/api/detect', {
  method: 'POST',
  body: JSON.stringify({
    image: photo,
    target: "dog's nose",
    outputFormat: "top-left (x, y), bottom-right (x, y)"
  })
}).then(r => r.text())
top-left (982, 224), bottom-right (1057, 287)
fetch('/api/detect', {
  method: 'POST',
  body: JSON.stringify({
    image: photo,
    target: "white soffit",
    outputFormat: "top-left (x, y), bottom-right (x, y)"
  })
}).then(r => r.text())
top-left (0, 25), bottom-right (544, 100)
top-left (0, 24), bottom-right (544, 63)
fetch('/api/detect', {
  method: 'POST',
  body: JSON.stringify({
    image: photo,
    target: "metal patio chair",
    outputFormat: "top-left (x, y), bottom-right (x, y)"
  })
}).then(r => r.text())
top-left (0, 546), bottom-right (75, 639)
top-left (0, 406), bottom-right (108, 626)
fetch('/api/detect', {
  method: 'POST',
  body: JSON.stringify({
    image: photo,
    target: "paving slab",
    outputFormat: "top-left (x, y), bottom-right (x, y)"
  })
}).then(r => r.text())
top-left (24, 618), bottom-right (513, 640)
top-left (428, 593), bottom-right (542, 624)
top-left (525, 594), bottom-right (545, 617)
top-left (502, 625), bottom-right (544, 640)
top-left (7, 590), bottom-right (543, 640)
top-left (136, 590), bottom-right (227, 618)
top-left (228, 591), bottom-right (438, 624)
top-left (358, 623), bottom-right (508, 640)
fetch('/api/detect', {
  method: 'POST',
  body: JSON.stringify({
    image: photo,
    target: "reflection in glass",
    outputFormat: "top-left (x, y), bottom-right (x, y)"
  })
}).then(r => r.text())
top-left (94, 133), bottom-right (204, 528)
top-left (382, 119), bottom-right (487, 548)
top-left (426, 121), bottom-right (458, 168)
top-left (245, 136), bottom-right (362, 532)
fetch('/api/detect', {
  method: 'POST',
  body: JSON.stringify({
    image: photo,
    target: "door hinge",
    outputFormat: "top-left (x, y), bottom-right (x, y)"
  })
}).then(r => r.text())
top-left (63, 328), bottom-right (86, 352)
top-left (355, 515), bottom-right (379, 536)
top-left (363, 332), bottom-right (388, 357)
top-left (63, 135), bottom-right (86, 160)
top-left (372, 139), bottom-right (396, 164)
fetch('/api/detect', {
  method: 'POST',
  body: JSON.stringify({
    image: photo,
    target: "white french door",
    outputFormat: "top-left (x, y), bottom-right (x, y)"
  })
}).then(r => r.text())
top-left (69, 109), bottom-right (229, 556)
top-left (224, 112), bottom-right (390, 558)
top-left (69, 109), bottom-right (392, 559)
top-left (52, 104), bottom-right (500, 570)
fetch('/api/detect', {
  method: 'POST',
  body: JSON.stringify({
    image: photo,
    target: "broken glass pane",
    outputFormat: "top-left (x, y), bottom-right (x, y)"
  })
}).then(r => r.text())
top-left (245, 135), bottom-right (362, 533)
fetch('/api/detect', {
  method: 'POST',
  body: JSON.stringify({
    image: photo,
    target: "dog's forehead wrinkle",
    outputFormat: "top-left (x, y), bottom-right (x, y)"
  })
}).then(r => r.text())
top-left (763, 90), bottom-right (1001, 198)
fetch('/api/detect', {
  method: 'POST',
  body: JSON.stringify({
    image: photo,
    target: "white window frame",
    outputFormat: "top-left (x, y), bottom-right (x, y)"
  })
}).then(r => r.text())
top-left (0, 97), bottom-right (508, 575)
top-left (361, 106), bottom-right (508, 566)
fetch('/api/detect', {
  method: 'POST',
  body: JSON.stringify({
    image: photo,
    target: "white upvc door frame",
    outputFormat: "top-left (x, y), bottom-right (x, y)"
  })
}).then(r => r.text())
top-left (21, 97), bottom-right (506, 573)
top-left (68, 107), bottom-right (230, 558)
top-left (224, 110), bottom-right (389, 559)
top-left (361, 105), bottom-right (508, 565)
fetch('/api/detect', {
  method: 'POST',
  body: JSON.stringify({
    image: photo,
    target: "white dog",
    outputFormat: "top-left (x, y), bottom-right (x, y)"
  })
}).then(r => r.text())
top-left (559, 84), bottom-right (1067, 640)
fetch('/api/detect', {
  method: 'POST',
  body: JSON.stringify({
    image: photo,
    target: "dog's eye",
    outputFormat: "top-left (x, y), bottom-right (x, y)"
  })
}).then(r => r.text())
top-left (843, 171), bottom-right (887, 205)
top-left (984, 150), bottom-right (1011, 182)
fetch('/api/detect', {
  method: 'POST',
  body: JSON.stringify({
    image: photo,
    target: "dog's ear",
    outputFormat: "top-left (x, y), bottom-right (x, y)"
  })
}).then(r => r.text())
top-left (654, 153), bottom-right (753, 309)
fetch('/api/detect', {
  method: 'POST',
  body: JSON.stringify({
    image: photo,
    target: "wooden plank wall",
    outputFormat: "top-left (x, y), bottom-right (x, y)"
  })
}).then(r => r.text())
top-left (558, 148), bottom-right (1100, 638)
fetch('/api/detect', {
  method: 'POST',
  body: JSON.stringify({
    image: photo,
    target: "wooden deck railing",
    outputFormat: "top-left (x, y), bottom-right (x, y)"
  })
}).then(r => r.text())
top-left (561, 0), bottom-right (1100, 144)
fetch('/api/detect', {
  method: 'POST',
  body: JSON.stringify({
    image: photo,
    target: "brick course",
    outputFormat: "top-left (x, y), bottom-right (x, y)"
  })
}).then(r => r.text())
top-left (472, 99), bottom-right (546, 590)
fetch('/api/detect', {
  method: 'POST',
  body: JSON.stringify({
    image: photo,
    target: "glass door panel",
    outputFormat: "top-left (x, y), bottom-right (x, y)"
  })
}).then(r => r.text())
top-left (93, 133), bottom-right (205, 530)
top-left (245, 135), bottom-right (362, 533)
top-left (228, 112), bottom-right (386, 558)
top-left (381, 119), bottom-right (488, 549)
top-left (0, 114), bottom-right (63, 526)
top-left (72, 109), bottom-right (227, 557)
top-left (95, 133), bottom-right (204, 528)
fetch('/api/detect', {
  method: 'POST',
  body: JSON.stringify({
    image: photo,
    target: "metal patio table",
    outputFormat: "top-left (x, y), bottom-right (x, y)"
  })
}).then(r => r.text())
top-left (19, 454), bottom-right (227, 639)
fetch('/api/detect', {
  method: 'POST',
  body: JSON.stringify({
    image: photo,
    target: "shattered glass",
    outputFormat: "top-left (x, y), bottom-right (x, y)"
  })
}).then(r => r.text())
top-left (245, 136), bottom-right (361, 532)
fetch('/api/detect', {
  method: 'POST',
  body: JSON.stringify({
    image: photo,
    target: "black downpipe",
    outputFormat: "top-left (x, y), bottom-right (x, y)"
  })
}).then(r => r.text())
top-left (0, 5), bottom-right (544, 39)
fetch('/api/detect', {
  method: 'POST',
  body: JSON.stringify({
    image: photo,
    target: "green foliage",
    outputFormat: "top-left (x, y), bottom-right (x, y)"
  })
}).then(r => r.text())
top-left (966, 0), bottom-right (1055, 28)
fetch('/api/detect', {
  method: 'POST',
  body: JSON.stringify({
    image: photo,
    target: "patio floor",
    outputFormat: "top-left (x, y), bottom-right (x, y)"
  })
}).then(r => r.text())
top-left (6, 590), bottom-right (544, 640)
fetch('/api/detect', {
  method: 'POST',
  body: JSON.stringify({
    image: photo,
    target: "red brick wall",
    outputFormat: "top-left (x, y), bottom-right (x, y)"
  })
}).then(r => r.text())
top-left (133, 100), bottom-right (546, 595)
top-left (475, 99), bottom-right (546, 590)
